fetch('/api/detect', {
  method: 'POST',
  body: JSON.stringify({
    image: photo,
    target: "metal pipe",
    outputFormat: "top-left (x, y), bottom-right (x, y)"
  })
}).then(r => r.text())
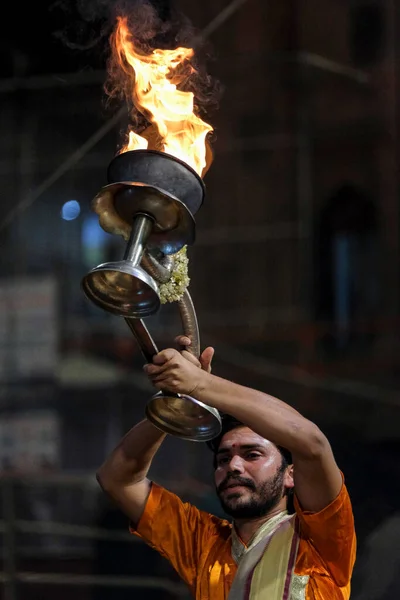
top-left (124, 318), bottom-right (159, 363)
top-left (123, 214), bottom-right (154, 266)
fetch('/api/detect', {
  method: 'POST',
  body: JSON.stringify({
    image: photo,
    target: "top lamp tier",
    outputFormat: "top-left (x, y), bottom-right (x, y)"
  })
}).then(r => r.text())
top-left (107, 149), bottom-right (205, 216)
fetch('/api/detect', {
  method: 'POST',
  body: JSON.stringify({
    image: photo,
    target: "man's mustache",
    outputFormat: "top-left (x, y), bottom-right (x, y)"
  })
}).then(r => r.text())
top-left (217, 476), bottom-right (256, 493)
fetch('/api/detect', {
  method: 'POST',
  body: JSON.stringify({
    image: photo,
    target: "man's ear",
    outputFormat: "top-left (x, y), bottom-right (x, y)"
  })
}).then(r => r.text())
top-left (284, 464), bottom-right (294, 490)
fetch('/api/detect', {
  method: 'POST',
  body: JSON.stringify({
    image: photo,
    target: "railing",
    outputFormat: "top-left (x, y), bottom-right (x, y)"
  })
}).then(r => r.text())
top-left (0, 474), bottom-right (190, 600)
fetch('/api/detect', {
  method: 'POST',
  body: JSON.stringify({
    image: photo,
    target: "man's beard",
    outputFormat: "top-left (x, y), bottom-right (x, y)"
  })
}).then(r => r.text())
top-left (216, 467), bottom-right (286, 519)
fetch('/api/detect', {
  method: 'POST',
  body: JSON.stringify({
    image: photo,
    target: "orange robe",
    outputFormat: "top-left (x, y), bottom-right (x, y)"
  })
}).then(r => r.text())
top-left (132, 479), bottom-right (356, 599)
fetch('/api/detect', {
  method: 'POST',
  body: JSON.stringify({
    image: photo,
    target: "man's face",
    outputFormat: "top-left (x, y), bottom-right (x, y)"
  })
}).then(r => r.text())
top-left (214, 427), bottom-right (293, 519)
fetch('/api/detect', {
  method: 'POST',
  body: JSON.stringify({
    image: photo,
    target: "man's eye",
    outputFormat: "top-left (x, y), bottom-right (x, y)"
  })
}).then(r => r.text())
top-left (217, 456), bottom-right (230, 466)
top-left (246, 453), bottom-right (261, 460)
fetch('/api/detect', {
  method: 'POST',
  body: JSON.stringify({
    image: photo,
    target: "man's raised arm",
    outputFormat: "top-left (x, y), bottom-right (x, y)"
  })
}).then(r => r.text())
top-left (96, 419), bottom-right (166, 526)
top-left (97, 341), bottom-right (213, 525)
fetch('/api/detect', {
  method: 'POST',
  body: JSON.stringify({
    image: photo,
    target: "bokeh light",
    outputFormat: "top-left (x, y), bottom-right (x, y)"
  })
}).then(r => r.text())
top-left (61, 200), bottom-right (81, 221)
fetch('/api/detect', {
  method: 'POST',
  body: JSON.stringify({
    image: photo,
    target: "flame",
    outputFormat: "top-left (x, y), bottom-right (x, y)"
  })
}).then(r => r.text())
top-left (113, 16), bottom-right (213, 175)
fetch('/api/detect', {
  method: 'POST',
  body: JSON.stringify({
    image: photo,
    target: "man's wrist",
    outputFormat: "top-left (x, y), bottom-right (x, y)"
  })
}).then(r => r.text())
top-left (194, 369), bottom-right (212, 400)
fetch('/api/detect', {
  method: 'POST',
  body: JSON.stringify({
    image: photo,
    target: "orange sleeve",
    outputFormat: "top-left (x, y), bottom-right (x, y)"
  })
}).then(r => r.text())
top-left (130, 482), bottom-right (218, 592)
top-left (294, 478), bottom-right (357, 587)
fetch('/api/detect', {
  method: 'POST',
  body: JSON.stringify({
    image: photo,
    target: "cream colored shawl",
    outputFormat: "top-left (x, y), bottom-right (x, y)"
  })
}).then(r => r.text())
top-left (228, 512), bottom-right (302, 600)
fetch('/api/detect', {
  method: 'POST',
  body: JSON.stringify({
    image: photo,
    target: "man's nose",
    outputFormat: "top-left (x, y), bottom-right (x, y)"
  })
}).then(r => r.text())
top-left (228, 455), bottom-right (245, 473)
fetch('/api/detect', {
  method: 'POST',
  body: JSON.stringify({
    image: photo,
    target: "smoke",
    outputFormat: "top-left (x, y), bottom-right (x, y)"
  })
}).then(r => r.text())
top-left (51, 0), bottom-right (112, 51)
top-left (52, 0), bottom-right (221, 156)
top-left (52, 0), bottom-right (221, 127)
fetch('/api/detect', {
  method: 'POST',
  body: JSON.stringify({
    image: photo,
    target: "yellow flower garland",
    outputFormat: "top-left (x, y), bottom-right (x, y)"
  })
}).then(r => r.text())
top-left (159, 246), bottom-right (190, 304)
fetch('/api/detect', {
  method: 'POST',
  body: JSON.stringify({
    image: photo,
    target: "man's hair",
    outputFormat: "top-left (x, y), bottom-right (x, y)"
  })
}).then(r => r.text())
top-left (206, 414), bottom-right (293, 468)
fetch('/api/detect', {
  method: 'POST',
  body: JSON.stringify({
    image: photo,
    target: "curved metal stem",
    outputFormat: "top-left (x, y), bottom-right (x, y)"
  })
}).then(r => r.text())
top-left (125, 290), bottom-right (200, 361)
top-left (140, 251), bottom-right (200, 358)
top-left (123, 252), bottom-right (221, 441)
top-left (141, 250), bottom-right (174, 284)
top-left (177, 289), bottom-right (200, 358)
top-left (130, 249), bottom-right (200, 359)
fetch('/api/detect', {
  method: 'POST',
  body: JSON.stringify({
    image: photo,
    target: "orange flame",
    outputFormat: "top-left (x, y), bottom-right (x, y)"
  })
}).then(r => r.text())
top-left (113, 16), bottom-right (213, 176)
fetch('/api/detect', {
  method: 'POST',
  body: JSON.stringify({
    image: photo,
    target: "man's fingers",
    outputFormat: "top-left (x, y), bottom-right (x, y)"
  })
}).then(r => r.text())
top-left (200, 346), bottom-right (214, 373)
top-left (151, 376), bottom-right (180, 392)
top-left (152, 348), bottom-right (179, 365)
top-left (143, 349), bottom-right (178, 376)
top-left (175, 335), bottom-right (191, 348)
top-left (143, 363), bottom-right (168, 376)
top-left (152, 376), bottom-right (169, 388)
top-left (181, 350), bottom-right (201, 367)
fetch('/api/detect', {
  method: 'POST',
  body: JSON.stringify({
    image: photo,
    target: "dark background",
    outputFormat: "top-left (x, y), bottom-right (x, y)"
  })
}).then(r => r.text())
top-left (0, 0), bottom-right (399, 598)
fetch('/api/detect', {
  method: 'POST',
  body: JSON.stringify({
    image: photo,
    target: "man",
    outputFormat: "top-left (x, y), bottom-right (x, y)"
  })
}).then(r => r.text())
top-left (97, 337), bottom-right (356, 599)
